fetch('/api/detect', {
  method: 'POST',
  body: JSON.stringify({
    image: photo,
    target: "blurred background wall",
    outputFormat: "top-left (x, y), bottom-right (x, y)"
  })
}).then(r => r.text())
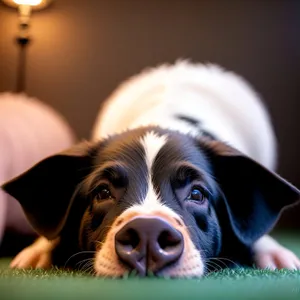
top-left (0, 0), bottom-right (299, 227)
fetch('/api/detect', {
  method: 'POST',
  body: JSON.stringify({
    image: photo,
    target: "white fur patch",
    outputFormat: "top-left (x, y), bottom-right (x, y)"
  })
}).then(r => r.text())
top-left (92, 61), bottom-right (276, 170)
top-left (141, 131), bottom-right (167, 170)
top-left (140, 132), bottom-right (167, 208)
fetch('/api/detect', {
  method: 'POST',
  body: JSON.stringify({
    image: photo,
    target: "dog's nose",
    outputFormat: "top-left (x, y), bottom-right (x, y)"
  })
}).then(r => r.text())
top-left (115, 217), bottom-right (184, 276)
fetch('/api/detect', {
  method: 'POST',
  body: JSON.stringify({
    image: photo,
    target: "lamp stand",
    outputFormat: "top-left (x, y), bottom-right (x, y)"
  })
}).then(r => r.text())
top-left (15, 5), bottom-right (31, 93)
top-left (16, 35), bottom-right (30, 93)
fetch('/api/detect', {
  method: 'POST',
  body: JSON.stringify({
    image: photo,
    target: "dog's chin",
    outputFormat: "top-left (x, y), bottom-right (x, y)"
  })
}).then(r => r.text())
top-left (94, 253), bottom-right (205, 279)
top-left (93, 213), bottom-right (205, 278)
top-left (94, 243), bottom-right (204, 278)
top-left (94, 251), bottom-right (205, 278)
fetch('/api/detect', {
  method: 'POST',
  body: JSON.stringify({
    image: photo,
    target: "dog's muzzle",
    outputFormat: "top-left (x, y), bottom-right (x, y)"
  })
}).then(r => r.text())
top-left (115, 216), bottom-right (184, 276)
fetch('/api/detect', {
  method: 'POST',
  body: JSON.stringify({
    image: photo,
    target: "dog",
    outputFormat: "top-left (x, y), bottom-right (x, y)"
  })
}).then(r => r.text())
top-left (2, 61), bottom-right (300, 277)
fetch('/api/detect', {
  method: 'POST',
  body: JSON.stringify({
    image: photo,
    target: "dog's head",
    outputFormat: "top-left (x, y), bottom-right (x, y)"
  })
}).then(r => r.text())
top-left (2, 127), bottom-right (299, 277)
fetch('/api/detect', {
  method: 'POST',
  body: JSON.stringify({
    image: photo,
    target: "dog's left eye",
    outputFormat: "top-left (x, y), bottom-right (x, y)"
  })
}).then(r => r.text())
top-left (95, 185), bottom-right (112, 201)
top-left (187, 187), bottom-right (206, 203)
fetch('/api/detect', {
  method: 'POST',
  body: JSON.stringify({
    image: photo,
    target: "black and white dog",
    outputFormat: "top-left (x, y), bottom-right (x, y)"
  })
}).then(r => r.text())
top-left (3, 61), bottom-right (300, 277)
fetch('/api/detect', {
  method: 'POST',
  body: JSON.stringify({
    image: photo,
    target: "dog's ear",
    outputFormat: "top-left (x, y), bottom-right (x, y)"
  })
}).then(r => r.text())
top-left (203, 140), bottom-right (300, 246)
top-left (1, 141), bottom-right (95, 240)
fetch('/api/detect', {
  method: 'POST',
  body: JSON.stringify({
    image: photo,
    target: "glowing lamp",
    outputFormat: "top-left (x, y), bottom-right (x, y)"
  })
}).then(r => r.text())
top-left (1, 0), bottom-right (53, 92)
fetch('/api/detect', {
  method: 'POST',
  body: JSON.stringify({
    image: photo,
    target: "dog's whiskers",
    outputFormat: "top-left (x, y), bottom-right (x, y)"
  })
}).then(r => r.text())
top-left (84, 265), bottom-right (96, 276)
top-left (208, 257), bottom-right (240, 269)
top-left (205, 261), bottom-right (223, 273)
top-left (206, 260), bottom-right (225, 271)
top-left (76, 257), bottom-right (94, 269)
top-left (64, 251), bottom-right (96, 268)
top-left (80, 259), bottom-right (95, 273)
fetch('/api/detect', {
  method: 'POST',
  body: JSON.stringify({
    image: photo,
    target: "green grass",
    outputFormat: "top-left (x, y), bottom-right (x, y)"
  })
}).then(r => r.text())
top-left (0, 232), bottom-right (300, 300)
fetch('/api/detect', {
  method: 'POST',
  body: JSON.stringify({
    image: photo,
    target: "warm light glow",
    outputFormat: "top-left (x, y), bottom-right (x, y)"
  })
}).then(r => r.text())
top-left (3, 0), bottom-right (52, 11)
top-left (13, 0), bottom-right (42, 5)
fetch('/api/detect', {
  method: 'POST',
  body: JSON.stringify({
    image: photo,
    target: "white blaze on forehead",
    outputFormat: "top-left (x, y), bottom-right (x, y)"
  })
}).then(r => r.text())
top-left (141, 131), bottom-right (167, 169)
top-left (140, 131), bottom-right (167, 208)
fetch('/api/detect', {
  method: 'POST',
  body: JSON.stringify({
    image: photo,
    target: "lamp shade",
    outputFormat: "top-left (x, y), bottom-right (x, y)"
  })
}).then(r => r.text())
top-left (2, 0), bottom-right (53, 10)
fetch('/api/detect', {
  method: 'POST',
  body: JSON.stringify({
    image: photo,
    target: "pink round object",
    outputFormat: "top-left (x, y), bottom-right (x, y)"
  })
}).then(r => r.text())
top-left (0, 92), bottom-right (75, 243)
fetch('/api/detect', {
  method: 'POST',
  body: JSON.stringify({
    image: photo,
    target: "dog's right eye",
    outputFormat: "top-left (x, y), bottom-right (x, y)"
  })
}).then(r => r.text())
top-left (95, 185), bottom-right (112, 201)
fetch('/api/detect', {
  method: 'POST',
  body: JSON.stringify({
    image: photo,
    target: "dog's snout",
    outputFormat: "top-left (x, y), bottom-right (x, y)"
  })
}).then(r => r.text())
top-left (115, 217), bottom-right (184, 276)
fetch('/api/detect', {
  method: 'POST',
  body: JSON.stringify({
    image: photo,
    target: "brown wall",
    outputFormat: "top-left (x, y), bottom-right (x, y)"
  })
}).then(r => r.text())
top-left (0, 0), bottom-right (300, 226)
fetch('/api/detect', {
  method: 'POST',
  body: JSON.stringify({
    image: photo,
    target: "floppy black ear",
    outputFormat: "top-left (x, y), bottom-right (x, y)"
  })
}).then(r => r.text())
top-left (204, 140), bottom-right (300, 246)
top-left (1, 141), bottom-right (94, 240)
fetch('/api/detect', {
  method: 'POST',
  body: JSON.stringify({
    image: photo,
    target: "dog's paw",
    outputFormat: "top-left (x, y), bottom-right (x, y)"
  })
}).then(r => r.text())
top-left (254, 235), bottom-right (300, 270)
top-left (10, 237), bottom-right (57, 269)
top-left (10, 245), bottom-right (52, 269)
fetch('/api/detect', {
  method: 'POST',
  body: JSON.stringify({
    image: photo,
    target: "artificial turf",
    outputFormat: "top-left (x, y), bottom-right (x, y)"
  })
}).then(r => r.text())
top-left (0, 232), bottom-right (300, 300)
